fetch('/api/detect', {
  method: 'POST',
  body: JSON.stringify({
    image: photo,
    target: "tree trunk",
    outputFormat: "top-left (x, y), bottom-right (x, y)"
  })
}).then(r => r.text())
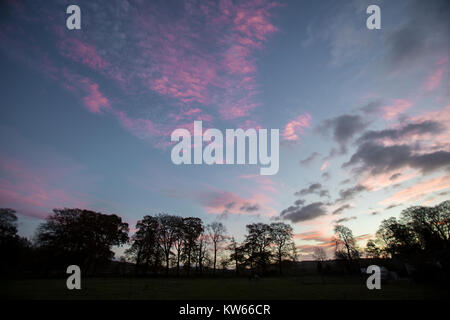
top-left (176, 250), bottom-right (181, 277)
top-left (165, 253), bottom-right (170, 276)
top-left (234, 247), bottom-right (239, 276)
top-left (213, 242), bottom-right (217, 275)
top-left (279, 251), bottom-right (282, 275)
top-left (187, 248), bottom-right (191, 276)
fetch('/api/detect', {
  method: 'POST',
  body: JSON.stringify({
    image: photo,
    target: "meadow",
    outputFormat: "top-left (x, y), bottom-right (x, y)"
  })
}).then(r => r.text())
top-left (3, 275), bottom-right (449, 300)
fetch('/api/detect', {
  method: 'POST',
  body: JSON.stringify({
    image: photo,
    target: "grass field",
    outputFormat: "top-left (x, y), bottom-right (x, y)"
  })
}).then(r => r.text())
top-left (3, 275), bottom-right (450, 300)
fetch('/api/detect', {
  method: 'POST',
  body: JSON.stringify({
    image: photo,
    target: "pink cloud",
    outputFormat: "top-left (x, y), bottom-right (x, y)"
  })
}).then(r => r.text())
top-left (0, 155), bottom-right (88, 219)
top-left (381, 173), bottom-right (450, 205)
top-left (422, 56), bottom-right (448, 93)
top-left (238, 174), bottom-right (277, 194)
top-left (197, 188), bottom-right (276, 217)
top-left (405, 105), bottom-right (450, 152)
top-left (1, 0), bottom-right (281, 148)
top-left (320, 160), bottom-right (329, 171)
top-left (60, 69), bottom-right (111, 114)
top-left (423, 67), bottom-right (445, 92)
top-left (281, 113), bottom-right (312, 141)
top-left (81, 81), bottom-right (111, 114)
top-left (59, 38), bottom-right (109, 70)
top-left (421, 56), bottom-right (448, 93)
top-left (381, 99), bottom-right (413, 120)
top-left (360, 168), bottom-right (419, 191)
top-left (295, 230), bottom-right (333, 244)
top-left (114, 110), bottom-right (163, 139)
top-left (353, 105), bottom-right (450, 191)
top-left (133, 0), bottom-right (279, 123)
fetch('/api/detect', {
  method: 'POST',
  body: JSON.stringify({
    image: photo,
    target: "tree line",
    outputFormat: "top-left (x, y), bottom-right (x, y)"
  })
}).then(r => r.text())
top-left (0, 208), bottom-right (295, 277)
top-left (126, 214), bottom-right (296, 277)
top-left (1, 200), bottom-right (449, 279)
top-left (324, 200), bottom-right (449, 279)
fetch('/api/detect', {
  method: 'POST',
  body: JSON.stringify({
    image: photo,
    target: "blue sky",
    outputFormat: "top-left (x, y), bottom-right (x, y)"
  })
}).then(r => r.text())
top-left (0, 0), bottom-right (449, 259)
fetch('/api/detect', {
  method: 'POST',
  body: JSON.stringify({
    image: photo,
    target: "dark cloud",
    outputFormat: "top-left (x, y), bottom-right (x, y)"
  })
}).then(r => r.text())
top-left (343, 142), bottom-right (450, 175)
top-left (332, 204), bottom-right (351, 215)
top-left (359, 100), bottom-right (384, 115)
top-left (389, 173), bottom-right (402, 181)
top-left (335, 216), bottom-right (357, 224)
top-left (295, 183), bottom-right (330, 198)
top-left (224, 202), bottom-right (236, 210)
top-left (370, 211), bottom-right (380, 216)
top-left (317, 115), bottom-right (367, 153)
top-left (357, 121), bottom-right (444, 144)
top-left (294, 199), bottom-right (305, 206)
top-left (300, 152), bottom-right (321, 165)
top-left (280, 202), bottom-right (327, 223)
top-left (343, 142), bottom-right (410, 175)
top-left (296, 183), bottom-right (322, 196)
top-left (340, 178), bottom-right (351, 185)
top-left (411, 151), bottom-right (450, 173)
top-left (321, 171), bottom-right (330, 180)
top-left (319, 189), bottom-right (330, 198)
top-left (385, 0), bottom-right (450, 69)
top-left (386, 204), bottom-right (400, 210)
top-left (336, 184), bottom-right (368, 203)
top-left (239, 203), bottom-right (260, 212)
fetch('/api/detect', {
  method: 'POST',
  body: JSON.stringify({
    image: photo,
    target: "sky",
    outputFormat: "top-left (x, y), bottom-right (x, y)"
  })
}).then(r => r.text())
top-left (0, 0), bottom-right (449, 259)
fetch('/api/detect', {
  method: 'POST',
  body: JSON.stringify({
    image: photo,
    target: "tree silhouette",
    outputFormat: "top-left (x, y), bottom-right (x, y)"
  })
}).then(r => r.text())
top-left (244, 223), bottom-right (273, 275)
top-left (365, 239), bottom-right (382, 258)
top-left (126, 215), bottom-right (161, 274)
top-left (156, 214), bottom-right (179, 276)
top-left (227, 237), bottom-right (244, 276)
top-left (207, 222), bottom-right (227, 275)
top-left (0, 208), bottom-right (18, 239)
top-left (376, 200), bottom-right (450, 274)
top-left (270, 222), bottom-right (293, 275)
top-left (36, 208), bottom-right (129, 273)
top-left (172, 216), bottom-right (186, 277)
top-left (334, 225), bottom-right (360, 261)
top-left (196, 230), bottom-right (209, 275)
top-left (0, 208), bottom-right (30, 273)
top-left (182, 217), bottom-right (203, 276)
top-left (313, 247), bottom-right (327, 261)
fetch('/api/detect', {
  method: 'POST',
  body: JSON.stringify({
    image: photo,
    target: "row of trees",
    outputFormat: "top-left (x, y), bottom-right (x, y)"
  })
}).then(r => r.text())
top-left (0, 208), bottom-right (295, 276)
top-left (229, 223), bottom-right (295, 275)
top-left (125, 215), bottom-right (222, 276)
top-left (125, 214), bottom-right (295, 276)
top-left (1, 200), bottom-right (448, 278)
top-left (323, 201), bottom-right (450, 277)
top-left (368, 201), bottom-right (449, 266)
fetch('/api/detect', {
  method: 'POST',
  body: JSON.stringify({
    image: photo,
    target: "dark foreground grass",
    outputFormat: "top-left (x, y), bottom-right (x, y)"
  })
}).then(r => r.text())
top-left (3, 275), bottom-right (449, 300)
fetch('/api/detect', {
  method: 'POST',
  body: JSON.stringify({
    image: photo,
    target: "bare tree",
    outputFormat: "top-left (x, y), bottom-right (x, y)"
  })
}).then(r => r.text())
top-left (244, 223), bottom-right (273, 275)
top-left (207, 222), bottom-right (227, 275)
top-left (197, 231), bottom-right (209, 275)
top-left (289, 242), bottom-right (299, 263)
top-left (182, 217), bottom-right (203, 276)
top-left (334, 225), bottom-right (359, 260)
top-left (313, 247), bottom-right (327, 261)
top-left (157, 214), bottom-right (179, 276)
top-left (126, 215), bottom-right (160, 275)
top-left (270, 222), bottom-right (294, 275)
top-left (172, 216), bottom-right (185, 276)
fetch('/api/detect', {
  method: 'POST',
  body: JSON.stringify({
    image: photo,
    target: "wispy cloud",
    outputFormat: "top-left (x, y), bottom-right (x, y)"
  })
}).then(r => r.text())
top-left (281, 113), bottom-right (312, 141)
